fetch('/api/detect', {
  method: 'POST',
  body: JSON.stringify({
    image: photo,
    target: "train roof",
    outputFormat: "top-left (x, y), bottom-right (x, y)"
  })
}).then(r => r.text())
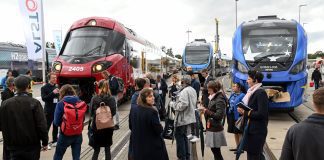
top-left (69, 17), bottom-right (160, 50)
top-left (242, 15), bottom-right (297, 29)
top-left (185, 40), bottom-right (211, 47)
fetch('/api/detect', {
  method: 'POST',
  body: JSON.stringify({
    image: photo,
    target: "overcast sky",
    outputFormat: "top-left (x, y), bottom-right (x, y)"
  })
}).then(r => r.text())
top-left (0, 0), bottom-right (323, 57)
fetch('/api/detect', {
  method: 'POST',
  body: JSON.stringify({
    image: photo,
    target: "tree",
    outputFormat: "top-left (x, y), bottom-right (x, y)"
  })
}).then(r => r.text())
top-left (175, 54), bottom-right (182, 59)
top-left (161, 46), bottom-right (166, 53)
top-left (166, 48), bottom-right (174, 57)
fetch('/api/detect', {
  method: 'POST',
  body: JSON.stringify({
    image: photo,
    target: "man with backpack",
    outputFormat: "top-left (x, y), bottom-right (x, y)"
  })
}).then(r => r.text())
top-left (53, 84), bottom-right (87, 160)
top-left (0, 75), bottom-right (48, 160)
top-left (101, 71), bottom-right (121, 130)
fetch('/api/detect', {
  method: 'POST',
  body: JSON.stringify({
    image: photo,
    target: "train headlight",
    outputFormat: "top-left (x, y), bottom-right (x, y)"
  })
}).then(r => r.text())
top-left (87, 19), bottom-right (97, 26)
top-left (237, 61), bottom-right (248, 73)
top-left (92, 61), bottom-right (113, 73)
top-left (93, 64), bottom-right (103, 72)
top-left (290, 60), bottom-right (305, 75)
top-left (52, 62), bottom-right (62, 72)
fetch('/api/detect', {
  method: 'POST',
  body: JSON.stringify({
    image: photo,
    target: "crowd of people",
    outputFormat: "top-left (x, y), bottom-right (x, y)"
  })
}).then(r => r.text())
top-left (0, 66), bottom-right (323, 160)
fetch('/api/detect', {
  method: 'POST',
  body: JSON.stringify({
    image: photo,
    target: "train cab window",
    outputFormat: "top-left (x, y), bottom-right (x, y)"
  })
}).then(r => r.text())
top-left (61, 27), bottom-right (125, 57)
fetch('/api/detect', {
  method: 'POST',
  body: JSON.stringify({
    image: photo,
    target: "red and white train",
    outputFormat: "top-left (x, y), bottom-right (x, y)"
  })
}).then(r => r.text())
top-left (52, 17), bottom-right (173, 103)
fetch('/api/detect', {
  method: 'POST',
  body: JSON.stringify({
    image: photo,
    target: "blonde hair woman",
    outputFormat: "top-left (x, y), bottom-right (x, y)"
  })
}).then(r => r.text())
top-left (89, 79), bottom-right (116, 160)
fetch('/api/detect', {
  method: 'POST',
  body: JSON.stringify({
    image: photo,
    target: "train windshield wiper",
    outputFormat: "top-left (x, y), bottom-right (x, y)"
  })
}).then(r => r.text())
top-left (254, 53), bottom-right (285, 63)
top-left (83, 46), bottom-right (101, 56)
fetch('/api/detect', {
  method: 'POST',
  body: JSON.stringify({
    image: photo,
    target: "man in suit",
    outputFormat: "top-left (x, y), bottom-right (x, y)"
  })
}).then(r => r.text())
top-left (201, 69), bottom-right (214, 108)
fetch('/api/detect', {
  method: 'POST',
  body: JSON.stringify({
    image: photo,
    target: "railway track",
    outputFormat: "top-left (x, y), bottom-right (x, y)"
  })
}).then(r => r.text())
top-left (80, 115), bottom-right (130, 160)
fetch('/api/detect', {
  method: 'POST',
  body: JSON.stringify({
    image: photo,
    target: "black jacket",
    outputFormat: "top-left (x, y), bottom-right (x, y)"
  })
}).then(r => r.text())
top-left (89, 94), bottom-right (116, 147)
top-left (129, 105), bottom-right (169, 160)
top-left (243, 88), bottom-right (269, 154)
top-left (41, 83), bottom-right (59, 114)
top-left (1, 88), bottom-right (14, 103)
top-left (205, 91), bottom-right (226, 132)
top-left (108, 75), bottom-right (119, 96)
top-left (156, 79), bottom-right (168, 96)
top-left (280, 114), bottom-right (324, 160)
top-left (311, 68), bottom-right (322, 82)
top-left (0, 92), bottom-right (48, 149)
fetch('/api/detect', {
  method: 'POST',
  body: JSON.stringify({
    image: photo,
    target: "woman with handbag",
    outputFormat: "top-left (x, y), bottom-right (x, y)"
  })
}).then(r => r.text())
top-left (237, 70), bottom-right (269, 160)
top-left (89, 80), bottom-right (116, 160)
top-left (198, 81), bottom-right (227, 160)
top-left (227, 83), bottom-right (246, 151)
top-left (129, 88), bottom-right (169, 160)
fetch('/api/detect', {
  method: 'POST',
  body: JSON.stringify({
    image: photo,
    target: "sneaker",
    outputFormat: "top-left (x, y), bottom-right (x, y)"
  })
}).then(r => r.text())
top-left (190, 136), bottom-right (200, 143)
top-left (187, 134), bottom-right (194, 140)
top-left (47, 145), bottom-right (51, 150)
top-left (51, 142), bottom-right (57, 147)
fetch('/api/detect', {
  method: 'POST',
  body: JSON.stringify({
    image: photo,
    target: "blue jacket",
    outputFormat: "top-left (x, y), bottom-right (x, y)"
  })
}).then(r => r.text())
top-left (228, 92), bottom-right (245, 121)
top-left (1, 77), bottom-right (8, 90)
top-left (131, 91), bottom-right (140, 106)
top-left (54, 96), bottom-right (81, 127)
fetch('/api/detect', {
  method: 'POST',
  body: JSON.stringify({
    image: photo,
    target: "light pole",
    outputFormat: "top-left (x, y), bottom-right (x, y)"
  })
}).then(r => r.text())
top-left (235, 0), bottom-right (239, 28)
top-left (186, 29), bottom-right (192, 43)
top-left (299, 4), bottom-right (307, 24)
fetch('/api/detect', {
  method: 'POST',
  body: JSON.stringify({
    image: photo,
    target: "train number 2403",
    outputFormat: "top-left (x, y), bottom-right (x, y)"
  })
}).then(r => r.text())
top-left (68, 67), bottom-right (84, 72)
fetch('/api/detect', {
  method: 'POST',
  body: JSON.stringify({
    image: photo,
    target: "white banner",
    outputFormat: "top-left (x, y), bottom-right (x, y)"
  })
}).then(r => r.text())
top-left (52, 30), bottom-right (62, 55)
top-left (18, 0), bottom-right (45, 61)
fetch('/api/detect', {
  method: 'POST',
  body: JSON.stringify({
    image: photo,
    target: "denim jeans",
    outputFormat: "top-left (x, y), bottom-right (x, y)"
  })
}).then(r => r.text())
top-left (175, 125), bottom-right (190, 160)
top-left (112, 95), bottom-right (120, 126)
top-left (53, 133), bottom-right (83, 160)
top-left (315, 81), bottom-right (320, 90)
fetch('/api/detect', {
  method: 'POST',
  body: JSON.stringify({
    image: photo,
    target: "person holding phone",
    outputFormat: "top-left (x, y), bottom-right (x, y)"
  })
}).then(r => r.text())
top-left (237, 70), bottom-right (269, 160)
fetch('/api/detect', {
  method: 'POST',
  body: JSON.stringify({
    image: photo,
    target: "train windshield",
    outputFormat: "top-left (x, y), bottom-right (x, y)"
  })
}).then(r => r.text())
top-left (185, 45), bottom-right (210, 64)
top-left (62, 27), bottom-right (124, 56)
top-left (242, 28), bottom-right (297, 63)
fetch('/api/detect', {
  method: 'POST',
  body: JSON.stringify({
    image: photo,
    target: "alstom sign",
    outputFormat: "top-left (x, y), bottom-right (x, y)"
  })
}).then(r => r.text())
top-left (19, 0), bottom-right (44, 60)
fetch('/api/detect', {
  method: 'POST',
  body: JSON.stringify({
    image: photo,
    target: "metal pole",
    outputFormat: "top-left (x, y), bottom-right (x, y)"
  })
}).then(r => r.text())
top-left (186, 29), bottom-right (192, 43)
top-left (235, 0), bottom-right (238, 28)
top-left (299, 4), bottom-right (307, 24)
top-left (40, 0), bottom-right (46, 83)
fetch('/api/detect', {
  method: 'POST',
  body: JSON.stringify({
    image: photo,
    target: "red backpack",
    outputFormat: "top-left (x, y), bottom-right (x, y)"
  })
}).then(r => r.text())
top-left (61, 101), bottom-right (87, 136)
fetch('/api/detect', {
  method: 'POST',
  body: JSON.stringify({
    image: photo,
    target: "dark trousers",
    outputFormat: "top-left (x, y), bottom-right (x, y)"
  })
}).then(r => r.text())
top-left (8, 146), bottom-right (40, 160)
top-left (315, 81), bottom-right (320, 90)
top-left (53, 134), bottom-right (82, 160)
top-left (159, 94), bottom-right (167, 119)
top-left (247, 152), bottom-right (266, 160)
top-left (45, 112), bottom-right (58, 142)
top-left (175, 125), bottom-right (189, 160)
top-left (92, 146), bottom-right (111, 160)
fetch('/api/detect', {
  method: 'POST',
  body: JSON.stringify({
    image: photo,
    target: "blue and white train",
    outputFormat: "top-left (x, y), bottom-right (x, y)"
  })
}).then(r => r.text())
top-left (232, 15), bottom-right (307, 110)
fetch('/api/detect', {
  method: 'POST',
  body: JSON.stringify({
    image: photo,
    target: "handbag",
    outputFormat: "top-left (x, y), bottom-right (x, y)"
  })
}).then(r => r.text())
top-left (235, 116), bottom-right (245, 132)
top-left (162, 100), bottom-right (176, 139)
top-left (310, 81), bottom-right (314, 87)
